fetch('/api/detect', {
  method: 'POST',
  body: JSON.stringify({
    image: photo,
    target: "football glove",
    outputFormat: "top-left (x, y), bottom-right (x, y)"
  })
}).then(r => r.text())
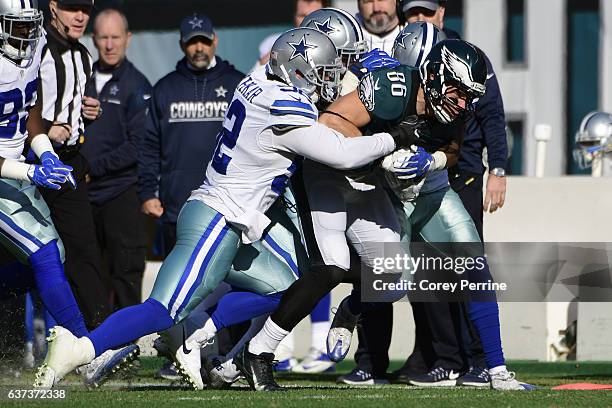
top-left (349, 48), bottom-right (400, 79)
top-left (40, 151), bottom-right (77, 189)
top-left (383, 146), bottom-right (433, 180)
top-left (28, 152), bottom-right (76, 190)
top-left (388, 116), bottom-right (431, 149)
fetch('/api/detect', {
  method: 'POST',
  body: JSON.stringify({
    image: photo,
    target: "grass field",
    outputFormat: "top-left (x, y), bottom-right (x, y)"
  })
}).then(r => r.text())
top-left (1, 358), bottom-right (612, 407)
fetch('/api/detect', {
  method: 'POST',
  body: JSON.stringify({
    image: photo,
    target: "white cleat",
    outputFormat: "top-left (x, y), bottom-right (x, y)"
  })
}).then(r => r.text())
top-left (204, 356), bottom-right (243, 389)
top-left (293, 348), bottom-right (335, 373)
top-left (168, 317), bottom-right (215, 390)
top-left (33, 327), bottom-right (95, 388)
top-left (490, 370), bottom-right (536, 391)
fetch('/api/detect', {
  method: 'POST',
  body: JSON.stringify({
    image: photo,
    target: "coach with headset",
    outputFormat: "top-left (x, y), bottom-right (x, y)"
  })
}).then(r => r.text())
top-left (38, 0), bottom-right (110, 328)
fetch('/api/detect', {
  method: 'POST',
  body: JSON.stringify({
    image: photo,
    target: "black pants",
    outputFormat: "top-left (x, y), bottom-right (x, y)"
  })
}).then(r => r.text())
top-left (354, 173), bottom-right (487, 375)
top-left (92, 186), bottom-right (148, 310)
top-left (40, 153), bottom-right (110, 329)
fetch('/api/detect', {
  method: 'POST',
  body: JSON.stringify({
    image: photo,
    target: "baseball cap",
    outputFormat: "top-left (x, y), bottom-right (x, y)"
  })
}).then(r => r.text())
top-left (57, 0), bottom-right (95, 8)
top-left (180, 13), bottom-right (214, 43)
top-left (402, 1), bottom-right (442, 13)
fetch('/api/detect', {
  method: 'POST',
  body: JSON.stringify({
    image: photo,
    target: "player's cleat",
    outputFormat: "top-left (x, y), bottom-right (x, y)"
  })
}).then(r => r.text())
top-left (327, 297), bottom-right (360, 363)
top-left (409, 367), bottom-right (461, 387)
top-left (293, 348), bottom-right (336, 373)
top-left (337, 368), bottom-right (389, 386)
top-left (490, 370), bottom-right (536, 390)
top-left (273, 357), bottom-right (298, 372)
top-left (203, 356), bottom-right (243, 389)
top-left (234, 344), bottom-right (284, 391)
top-left (173, 324), bottom-right (215, 390)
top-left (456, 366), bottom-right (490, 387)
top-left (156, 361), bottom-right (181, 381)
top-left (33, 326), bottom-right (95, 388)
top-left (82, 344), bottom-right (140, 388)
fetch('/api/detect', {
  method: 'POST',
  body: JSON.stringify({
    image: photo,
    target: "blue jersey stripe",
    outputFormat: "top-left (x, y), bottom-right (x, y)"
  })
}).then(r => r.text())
top-left (271, 99), bottom-right (315, 112)
top-left (270, 108), bottom-right (317, 120)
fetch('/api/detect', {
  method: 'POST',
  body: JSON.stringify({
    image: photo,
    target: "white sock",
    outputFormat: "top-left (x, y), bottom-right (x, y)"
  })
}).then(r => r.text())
top-left (311, 321), bottom-right (330, 352)
top-left (248, 317), bottom-right (289, 355)
top-left (275, 331), bottom-right (295, 361)
top-left (489, 365), bottom-right (507, 375)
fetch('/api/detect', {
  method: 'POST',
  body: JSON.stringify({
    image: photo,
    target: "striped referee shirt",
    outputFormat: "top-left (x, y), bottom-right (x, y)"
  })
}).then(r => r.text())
top-left (39, 24), bottom-right (92, 147)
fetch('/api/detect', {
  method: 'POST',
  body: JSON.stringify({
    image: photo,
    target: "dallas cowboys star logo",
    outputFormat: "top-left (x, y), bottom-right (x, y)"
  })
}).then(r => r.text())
top-left (188, 16), bottom-right (203, 29)
top-left (215, 86), bottom-right (227, 98)
top-left (288, 35), bottom-right (316, 62)
top-left (395, 31), bottom-right (411, 49)
top-left (313, 18), bottom-right (337, 35)
top-left (110, 84), bottom-right (119, 96)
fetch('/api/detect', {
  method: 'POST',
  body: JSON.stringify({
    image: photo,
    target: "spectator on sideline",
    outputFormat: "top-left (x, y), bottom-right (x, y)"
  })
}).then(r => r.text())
top-left (138, 13), bottom-right (244, 256)
top-left (82, 9), bottom-right (152, 309)
top-left (39, 0), bottom-right (110, 328)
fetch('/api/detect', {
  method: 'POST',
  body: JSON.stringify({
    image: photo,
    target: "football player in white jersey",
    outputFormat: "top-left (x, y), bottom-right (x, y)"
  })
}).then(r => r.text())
top-left (35, 27), bottom-right (414, 389)
top-left (0, 0), bottom-right (140, 388)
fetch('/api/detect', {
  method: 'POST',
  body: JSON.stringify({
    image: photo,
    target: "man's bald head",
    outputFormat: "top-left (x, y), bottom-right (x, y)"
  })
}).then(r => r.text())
top-left (93, 9), bottom-right (131, 68)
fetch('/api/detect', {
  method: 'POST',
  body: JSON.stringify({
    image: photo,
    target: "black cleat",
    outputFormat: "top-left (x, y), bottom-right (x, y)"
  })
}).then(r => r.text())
top-left (234, 344), bottom-right (284, 392)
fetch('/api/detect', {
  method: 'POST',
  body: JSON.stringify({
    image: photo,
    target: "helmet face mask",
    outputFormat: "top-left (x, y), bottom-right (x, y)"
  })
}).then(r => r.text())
top-left (299, 8), bottom-right (368, 71)
top-left (268, 27), bottom-right (343, 104)
top-left (0, 0), bottom-right (43, 66)
top-left (420, 40), bottom-right (487, 124)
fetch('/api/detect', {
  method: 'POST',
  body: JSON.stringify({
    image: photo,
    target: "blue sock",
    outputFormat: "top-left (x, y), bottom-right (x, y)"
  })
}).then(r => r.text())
top-left (467, 300), bottom-right (505, 369)
top-left (310, 293), bottom-right (330, 322)
top-left (25, 292), bottom-right (34, 342)
top-left (211, 291), bottom-right (283, 330)
top-left (87, 298), bottom-right (173, 357)
top-left (29, 241), bottom-right (88, 337)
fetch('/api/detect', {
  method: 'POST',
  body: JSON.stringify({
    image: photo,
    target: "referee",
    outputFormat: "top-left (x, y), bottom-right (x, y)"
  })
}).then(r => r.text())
top-left (38, 0), bottom-right (110, 328)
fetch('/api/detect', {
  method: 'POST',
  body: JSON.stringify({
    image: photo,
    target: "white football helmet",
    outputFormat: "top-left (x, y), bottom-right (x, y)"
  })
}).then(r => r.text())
top-left (0, 0), bottom-right (43, 65)
top-left (300, 8), bottom-right (368, 68)
top-left (573, 111), bottom-right (612, 168)
top-left (268, 27), bottom-right (343, 104)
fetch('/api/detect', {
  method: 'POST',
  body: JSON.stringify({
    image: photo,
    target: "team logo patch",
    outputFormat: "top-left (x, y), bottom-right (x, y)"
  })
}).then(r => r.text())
top-left (358, 73), bottom-right (375, 112)
top-left (313, 18), bottom-right (338, 35)
top-left (215, 86), bottom-right (228, 98)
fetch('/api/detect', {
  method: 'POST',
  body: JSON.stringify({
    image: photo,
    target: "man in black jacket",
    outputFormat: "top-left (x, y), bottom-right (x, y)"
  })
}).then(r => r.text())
top-left (138, 13), bottom-right (244, 255)
top-left (82, 9), bottom-right (152, 309)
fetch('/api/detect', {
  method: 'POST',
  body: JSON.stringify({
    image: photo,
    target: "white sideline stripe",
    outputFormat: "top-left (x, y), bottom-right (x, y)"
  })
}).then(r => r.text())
top-left (170, 218), bottom-right (227, 318)
top-left (0, 217), bottom-right (39, 252)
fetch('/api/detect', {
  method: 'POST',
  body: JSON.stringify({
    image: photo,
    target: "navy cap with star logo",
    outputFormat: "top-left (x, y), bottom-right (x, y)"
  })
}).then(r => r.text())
top-left (180, 13), bottom-right (214, 44)
top-left (288, 35), bottom-right (316, 62)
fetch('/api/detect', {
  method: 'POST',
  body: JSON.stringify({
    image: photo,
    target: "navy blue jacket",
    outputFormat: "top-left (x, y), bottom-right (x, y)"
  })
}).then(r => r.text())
top-left (82, 59), bottom-right (152, 206)
top-left (444, 29), bottom-right (507, 175)
top-left (138, 57), bottom-right (244, 223)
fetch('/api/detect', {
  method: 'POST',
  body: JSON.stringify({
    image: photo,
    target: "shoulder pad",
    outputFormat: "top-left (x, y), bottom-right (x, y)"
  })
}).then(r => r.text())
top-left (267, 87), bottom-right (318, 130)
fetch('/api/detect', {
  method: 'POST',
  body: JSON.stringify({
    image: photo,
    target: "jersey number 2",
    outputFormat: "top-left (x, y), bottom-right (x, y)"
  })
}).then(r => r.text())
top-left (211, 99), bottom-right (246, 175)
top-left (0, 80), bottom-right (38, 139)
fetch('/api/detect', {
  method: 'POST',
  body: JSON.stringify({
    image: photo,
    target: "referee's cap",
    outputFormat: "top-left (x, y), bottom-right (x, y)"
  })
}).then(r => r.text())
top-left (56, 0), bottom-right (95, 8)
top-left (180, 13), bottom-right (214, 43)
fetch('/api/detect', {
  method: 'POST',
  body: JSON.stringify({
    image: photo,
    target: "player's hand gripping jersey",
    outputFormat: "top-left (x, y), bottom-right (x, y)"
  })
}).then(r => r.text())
top-left (190, 68), bottom-right (396, 243)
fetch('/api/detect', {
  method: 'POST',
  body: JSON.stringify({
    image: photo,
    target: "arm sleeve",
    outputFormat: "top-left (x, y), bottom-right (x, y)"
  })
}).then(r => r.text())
top-left (137, 87), bottom-right (162, 203)
top-left (262, 122), bottom-right (396, 170)
top-left (89, 79), bottom-right (153, 178)
top-left (475, 57), bottom-right (507, 170)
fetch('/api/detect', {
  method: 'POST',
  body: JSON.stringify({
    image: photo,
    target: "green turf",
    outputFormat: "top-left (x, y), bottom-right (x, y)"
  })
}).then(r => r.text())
top-left (1, 358), bottom-right (612, 407)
